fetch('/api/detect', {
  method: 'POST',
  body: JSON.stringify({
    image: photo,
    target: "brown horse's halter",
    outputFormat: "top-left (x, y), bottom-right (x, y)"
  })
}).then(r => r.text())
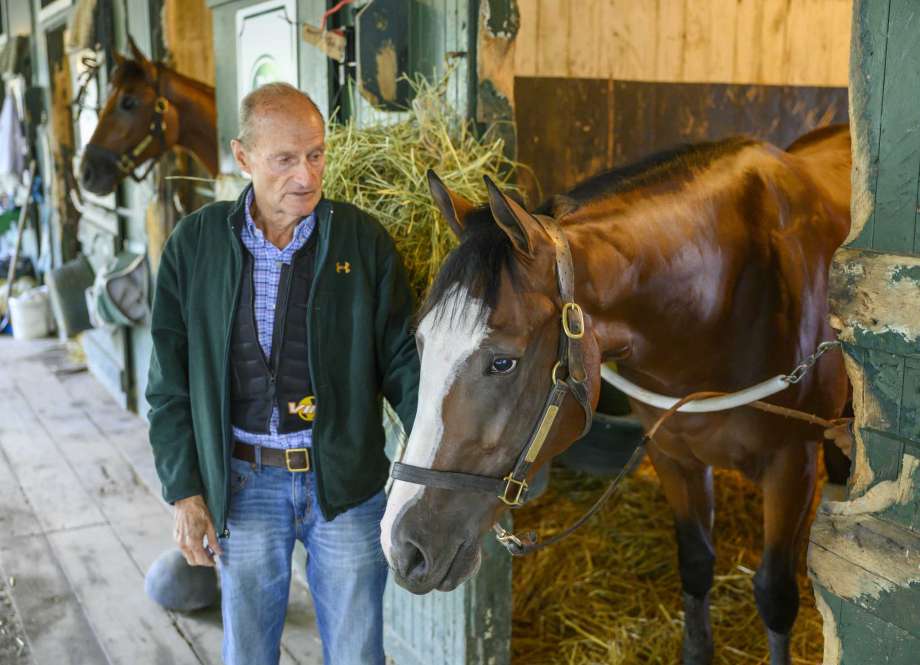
top-left (390, 217), bottom-right (850, 557)
top-left (94, 63), bottom-right (172, 182)
top-left (390, 215), bottom-right (595, 550)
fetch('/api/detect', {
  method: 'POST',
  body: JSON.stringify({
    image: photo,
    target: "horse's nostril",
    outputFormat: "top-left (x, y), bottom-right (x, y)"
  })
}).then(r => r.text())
top-left (400, 541), bottom-right (428, 581)
top-left (81, 162), bottom-right (95, 186)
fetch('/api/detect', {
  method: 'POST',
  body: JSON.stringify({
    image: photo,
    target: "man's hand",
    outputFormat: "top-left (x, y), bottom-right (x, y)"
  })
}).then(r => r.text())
top-left (174, 494), bottom-right (223, 567)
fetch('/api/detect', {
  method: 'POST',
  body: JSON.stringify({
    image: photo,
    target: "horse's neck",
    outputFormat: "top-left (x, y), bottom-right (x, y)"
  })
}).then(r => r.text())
top-left (162, 69), bottom-right (218, 176)
top-left (567, 202), bottom-right (724, 379)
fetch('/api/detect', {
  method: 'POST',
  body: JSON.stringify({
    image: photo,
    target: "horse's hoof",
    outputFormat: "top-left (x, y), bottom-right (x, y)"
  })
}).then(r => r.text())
top-left (767, 629), bottom-right (791, 665)
top-left (682, 592), bottom-right (714, 665)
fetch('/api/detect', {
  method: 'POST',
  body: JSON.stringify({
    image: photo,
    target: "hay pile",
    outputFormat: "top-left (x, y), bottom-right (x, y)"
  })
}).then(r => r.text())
top-left (512, 459), bottom-right (826, 664)
top-left (322, 75), bottom-right (520, 300)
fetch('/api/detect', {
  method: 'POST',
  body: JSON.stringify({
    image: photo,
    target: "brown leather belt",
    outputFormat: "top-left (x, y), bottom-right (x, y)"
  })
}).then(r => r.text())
top-left (232, 441), bottom-right (313, 472)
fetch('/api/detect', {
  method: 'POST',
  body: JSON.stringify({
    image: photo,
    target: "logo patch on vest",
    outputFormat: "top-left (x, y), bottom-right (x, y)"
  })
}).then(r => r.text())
top-left (336, 261), bottom-right (351, 274)
top-left (288, 395), bottom-right (316, 422)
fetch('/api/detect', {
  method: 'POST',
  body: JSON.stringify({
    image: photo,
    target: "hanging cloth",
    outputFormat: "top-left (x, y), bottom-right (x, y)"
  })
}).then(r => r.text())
top-left (0, 92), bottom-right (26, 179)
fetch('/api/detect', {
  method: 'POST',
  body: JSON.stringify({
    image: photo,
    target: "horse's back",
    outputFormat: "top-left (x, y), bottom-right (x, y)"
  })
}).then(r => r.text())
top-left (784, 124), bottom-right (852, 225)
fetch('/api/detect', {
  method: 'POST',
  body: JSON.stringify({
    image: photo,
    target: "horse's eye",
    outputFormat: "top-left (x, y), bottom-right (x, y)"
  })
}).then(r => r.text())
top-left (489, 358), bottom-right (517, 375)
top-left (120, 95), bottom-right (139, 111)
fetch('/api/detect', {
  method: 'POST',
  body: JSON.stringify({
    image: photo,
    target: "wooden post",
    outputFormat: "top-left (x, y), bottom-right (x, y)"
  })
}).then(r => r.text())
top-left (809, 1), bottom-right (920, 662)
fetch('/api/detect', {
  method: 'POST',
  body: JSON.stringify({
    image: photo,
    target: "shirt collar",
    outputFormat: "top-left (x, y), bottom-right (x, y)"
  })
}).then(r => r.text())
top-left (244, 188), bottom-right (315, 248)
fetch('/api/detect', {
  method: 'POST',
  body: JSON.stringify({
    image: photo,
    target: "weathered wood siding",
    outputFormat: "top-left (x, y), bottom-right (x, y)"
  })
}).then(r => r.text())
top-left (809, 1), bottom-right (920, 662)
top-left (512, 0), bottom-right (851, 86)
top-left (479, 0), bottom-right (853, 204)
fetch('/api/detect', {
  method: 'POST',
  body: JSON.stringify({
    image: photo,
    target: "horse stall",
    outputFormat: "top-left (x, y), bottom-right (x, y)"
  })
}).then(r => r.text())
top-left (475, 1), bottom-right (852, 663)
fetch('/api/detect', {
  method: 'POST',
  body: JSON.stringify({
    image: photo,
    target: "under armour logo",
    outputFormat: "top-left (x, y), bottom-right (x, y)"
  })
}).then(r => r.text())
top-left (336, 261), bottom-right (351, 274)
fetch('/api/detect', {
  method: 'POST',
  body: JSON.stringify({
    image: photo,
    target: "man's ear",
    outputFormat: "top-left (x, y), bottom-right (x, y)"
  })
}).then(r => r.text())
top-left (427, 170), bottom-right (475, 239)
top-left (484, 176), bottom-right (543, 257)
top-left (230, 139), bottom-right (251, 177)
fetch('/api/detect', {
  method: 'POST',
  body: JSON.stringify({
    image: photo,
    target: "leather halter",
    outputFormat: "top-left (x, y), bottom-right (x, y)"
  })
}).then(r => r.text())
top-left (92, 64), bottom-right (172, 183)
top-left (391, 216), bottom-right (594, 514)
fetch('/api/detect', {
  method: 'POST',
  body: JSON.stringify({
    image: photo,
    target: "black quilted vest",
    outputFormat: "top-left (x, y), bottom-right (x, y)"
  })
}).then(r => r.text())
top-left (229, 234), bottom-right (317, 433)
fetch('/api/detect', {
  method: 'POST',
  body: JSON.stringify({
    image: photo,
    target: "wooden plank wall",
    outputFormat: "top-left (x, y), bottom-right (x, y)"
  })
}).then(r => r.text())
top-left (163, 0), bottom-right (216, 86)
top-left (512, 0), bottom-right (851, 86)
top-left (482, 0), bottom-right (854, 203)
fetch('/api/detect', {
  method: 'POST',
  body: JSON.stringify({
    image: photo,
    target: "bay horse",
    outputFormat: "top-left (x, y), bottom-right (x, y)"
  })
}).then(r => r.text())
top-left (381, 124), bottom-right (851, 665)
top-left (79, 37), bottom-right (217, 196)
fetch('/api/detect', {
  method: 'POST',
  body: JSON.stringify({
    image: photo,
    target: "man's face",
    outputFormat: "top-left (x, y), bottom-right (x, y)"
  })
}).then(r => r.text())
top-left (232, 100), bottom-right (326, 220)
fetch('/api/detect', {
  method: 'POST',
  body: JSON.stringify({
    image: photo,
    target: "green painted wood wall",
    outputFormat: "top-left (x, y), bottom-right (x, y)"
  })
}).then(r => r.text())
top-left (809, 1), bottom-right (920, 662)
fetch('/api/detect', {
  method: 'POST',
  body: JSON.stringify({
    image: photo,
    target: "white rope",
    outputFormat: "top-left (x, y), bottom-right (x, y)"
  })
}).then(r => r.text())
top-left (600, 366), bottom-right (790, 413)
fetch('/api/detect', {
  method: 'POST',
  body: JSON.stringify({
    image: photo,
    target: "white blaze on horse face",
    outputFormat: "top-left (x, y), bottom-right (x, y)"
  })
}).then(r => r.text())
top-left (381, 286), bottom-right (490, 567)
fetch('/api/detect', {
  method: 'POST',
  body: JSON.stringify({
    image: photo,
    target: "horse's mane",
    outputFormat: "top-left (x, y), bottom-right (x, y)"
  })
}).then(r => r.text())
top-left (536, 136), bottom-right (756, 215)
top-left (418, 206), bottom-right (518, 326)
top-left (420, 136), bottom-right (756, 321)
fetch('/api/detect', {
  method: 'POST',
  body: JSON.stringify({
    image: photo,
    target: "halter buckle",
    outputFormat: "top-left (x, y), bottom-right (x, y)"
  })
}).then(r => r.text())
top-left (562, 302), bottom-right (585, 339)
top-left (499, 475), bottom-right (529, 506)
top-left (154, 97), bottom-right (169, 114)
top-left (116, 154), bottom-right (135, 174)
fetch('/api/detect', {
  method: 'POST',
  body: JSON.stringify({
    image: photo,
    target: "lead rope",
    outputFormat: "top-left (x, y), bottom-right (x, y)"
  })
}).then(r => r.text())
top-left (494, 341), bottom-right (852, 556)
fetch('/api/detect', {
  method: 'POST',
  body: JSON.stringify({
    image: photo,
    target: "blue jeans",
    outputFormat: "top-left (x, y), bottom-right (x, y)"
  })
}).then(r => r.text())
top-left (218, 455), bottom-right (388, 665)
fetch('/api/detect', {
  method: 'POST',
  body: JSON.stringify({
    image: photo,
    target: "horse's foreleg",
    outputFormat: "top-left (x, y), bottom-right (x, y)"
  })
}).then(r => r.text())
top-left (756, 440), bottom-right (818, 665)
top-left (647, 443), bottom-right (715, 665)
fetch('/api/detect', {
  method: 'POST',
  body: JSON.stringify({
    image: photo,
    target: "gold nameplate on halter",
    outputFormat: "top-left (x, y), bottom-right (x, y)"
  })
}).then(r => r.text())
top-left (562, 302), bottom-right (585, 339)
top-left (154, 97), bottom-right (169, 113)
top-left (524, 404), bottom-right (559, 463)
top-left (131, 135), bottom-right (154, 157)
top-left (500, 475), bottom-right (529, 506)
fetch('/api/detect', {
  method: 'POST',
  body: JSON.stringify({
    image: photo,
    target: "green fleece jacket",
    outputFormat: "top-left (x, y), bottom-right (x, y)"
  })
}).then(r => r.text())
top-left (146, 186), bottom-right (419, 531)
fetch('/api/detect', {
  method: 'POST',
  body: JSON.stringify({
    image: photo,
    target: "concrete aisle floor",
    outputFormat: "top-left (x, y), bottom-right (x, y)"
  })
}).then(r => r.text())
top-left (0, 337), bottom-right (323, 665)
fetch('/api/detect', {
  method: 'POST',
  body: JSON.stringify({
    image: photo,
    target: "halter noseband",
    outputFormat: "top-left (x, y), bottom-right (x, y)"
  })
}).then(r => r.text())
top-left (92, 64), bottom-right (172, 183)
top-left (390, 216), bottom-right (595, 539)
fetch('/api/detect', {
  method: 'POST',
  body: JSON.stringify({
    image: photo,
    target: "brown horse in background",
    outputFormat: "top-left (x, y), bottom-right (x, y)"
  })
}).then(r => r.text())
top-left (381, 125), bottom-right (851, 664)
top-left (79, 37), bottom-right (217, 196)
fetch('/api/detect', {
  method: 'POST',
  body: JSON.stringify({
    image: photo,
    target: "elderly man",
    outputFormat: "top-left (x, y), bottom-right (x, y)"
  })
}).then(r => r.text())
top-left (146, 82), bottom-right (419, 665)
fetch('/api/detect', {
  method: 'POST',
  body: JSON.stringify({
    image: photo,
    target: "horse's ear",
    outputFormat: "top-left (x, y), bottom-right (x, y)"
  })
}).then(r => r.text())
top-left (126, 35), bottom-right (157, 81)
top-left (484, 176), bottom-right (541, 258)
top-left (427, 170), bottom-right (473, 239)
top-left (127, 35), bottom-right (146, 63)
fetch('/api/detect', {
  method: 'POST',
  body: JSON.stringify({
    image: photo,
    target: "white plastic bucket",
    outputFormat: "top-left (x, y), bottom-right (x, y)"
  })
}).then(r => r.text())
top-left (9, 286), bottom-right (51, 340)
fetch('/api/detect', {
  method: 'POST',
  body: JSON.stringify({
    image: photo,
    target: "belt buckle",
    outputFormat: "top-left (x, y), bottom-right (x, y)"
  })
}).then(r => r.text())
top-left (285, 447), bottom-right (311, 472)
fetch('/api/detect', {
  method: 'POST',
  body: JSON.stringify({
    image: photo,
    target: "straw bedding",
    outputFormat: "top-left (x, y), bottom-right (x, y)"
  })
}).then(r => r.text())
top-left (511, 458), bottom-right (826, 664)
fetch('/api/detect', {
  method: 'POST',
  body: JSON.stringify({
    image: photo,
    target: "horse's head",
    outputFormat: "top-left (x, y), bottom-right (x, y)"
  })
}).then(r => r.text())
top-left (79, 37), bottom-right (179, 195)
top-left (381, 172), bottom-right (602, 594)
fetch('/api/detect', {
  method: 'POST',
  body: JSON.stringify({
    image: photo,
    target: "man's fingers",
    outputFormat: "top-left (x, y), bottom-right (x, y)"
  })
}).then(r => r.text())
top-left (205, 523), bottom-right (223, 556)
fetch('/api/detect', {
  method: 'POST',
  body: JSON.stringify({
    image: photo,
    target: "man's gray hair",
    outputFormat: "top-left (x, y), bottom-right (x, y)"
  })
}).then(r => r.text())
top-left (237, 82), bottom-right (323, 146)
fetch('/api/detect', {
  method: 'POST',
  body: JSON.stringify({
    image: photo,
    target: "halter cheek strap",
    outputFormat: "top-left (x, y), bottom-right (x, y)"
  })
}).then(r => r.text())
top-left (390, 215), bottom-right (594, 513)
top-left (115, 95), bottom-right (171, 181)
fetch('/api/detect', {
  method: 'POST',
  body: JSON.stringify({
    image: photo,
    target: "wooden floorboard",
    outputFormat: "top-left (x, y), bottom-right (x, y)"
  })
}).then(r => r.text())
top-left (0, 339), bottom-right (323, 665)
top-left (0, 433), bottom-right (109, 665)
top-left (47, 524), bottom-right (204, 665)
top-left (0, 532), bottom-right (110, 665)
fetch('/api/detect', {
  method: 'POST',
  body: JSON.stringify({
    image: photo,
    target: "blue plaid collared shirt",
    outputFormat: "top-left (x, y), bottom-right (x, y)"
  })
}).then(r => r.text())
top-left (232, 189), bottom-right (318, 450)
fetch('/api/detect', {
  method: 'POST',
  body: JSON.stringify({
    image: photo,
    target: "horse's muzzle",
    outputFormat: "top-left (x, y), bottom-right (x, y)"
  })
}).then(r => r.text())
top-left (80, 144), bottom-right (120, 195)
top-left (386, 517), bottom-right (482, 594)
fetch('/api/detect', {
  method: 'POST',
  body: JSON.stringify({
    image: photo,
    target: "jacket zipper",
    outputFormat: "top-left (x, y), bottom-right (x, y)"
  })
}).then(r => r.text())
top-left (305, 205), bottom-right (331, 516)
top-left (222, 221), bottom-right (244, 537)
